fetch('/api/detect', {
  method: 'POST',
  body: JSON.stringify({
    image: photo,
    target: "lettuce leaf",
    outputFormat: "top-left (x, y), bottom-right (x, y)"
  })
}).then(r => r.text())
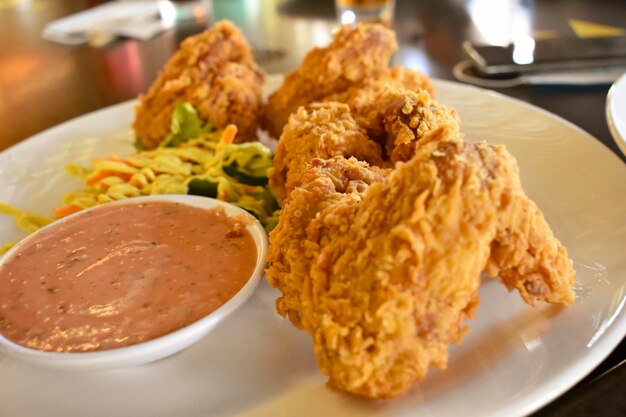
top-left (159, 102), bottom-right (213, 148)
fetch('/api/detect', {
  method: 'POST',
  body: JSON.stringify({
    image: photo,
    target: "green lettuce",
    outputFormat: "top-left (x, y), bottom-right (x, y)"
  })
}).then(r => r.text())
top-left (159, 102), bottom-right (214, 148)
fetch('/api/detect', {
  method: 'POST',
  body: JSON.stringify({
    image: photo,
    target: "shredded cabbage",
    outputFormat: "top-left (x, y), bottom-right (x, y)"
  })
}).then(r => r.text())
top-left (0, 102), bottom-right (280, 245)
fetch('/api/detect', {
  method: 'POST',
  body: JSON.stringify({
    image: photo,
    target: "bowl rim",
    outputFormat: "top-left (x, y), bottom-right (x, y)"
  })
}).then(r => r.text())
top-left (0, 194), bottom-right (268, 368)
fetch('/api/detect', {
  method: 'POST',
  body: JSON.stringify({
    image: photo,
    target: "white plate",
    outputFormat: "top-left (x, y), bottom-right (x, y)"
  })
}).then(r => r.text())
top-left (0, 75), bottom-right (625, 417)
top-left (606, 72), bottom-right (626, 157)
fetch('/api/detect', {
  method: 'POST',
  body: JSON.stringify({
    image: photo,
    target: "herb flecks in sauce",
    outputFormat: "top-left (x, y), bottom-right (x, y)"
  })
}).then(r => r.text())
top-left (0, 202), bottom-right (257, 352)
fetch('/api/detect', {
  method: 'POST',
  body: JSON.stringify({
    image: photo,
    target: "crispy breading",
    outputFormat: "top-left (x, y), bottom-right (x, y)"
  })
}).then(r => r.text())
top-left (268, 155), bottom-right (389, 330)
top-left (265, 22), bottom-right (574, 400)
top-left (269, 102), bottom-right (385, 202)
top-left (266, 107), bottom-right (575, 399)
top-left (269, 90), bottom-right (457, 201)
top-left (133, 20), bottom-right (265, 149)
top-left (263, 23), bottom-right (434, 139)
top-left (327, 66), bottom-right (435, 127)
top-left (332, 87), bottom-right (458, 162)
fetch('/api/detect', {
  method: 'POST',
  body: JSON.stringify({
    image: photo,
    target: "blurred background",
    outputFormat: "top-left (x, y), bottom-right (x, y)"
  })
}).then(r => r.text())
top-left (1, 0), bottom-right (625, 160)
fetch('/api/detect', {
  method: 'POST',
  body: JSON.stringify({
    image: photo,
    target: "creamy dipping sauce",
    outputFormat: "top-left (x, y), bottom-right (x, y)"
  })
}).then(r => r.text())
top-left (0, 201), bottom-right (257, 352)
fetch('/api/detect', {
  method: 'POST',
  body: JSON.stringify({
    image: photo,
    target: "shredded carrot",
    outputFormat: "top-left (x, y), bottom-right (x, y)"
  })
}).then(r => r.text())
top-left (54, 204), bottom-right (82, 218)
top-left (222, 125), bottom-right (238, 144)
top-left (86, 170), bottom-right (131, 185)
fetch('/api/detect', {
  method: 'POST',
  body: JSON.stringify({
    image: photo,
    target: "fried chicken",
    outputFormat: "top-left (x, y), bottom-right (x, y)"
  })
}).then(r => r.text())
top-left (266, 103), bottom-right (575, 398)
top-left (339, 87), bottom-right (459, 163)
top-left (262, 23), bottom-right (433, 139)
top-left (269, 102), bottom-right (385, 202)
top-left (264, 22), bottom-right (574, 399)
top-left (269, 89), bottom-right (457, 201)
top-left (133, 20), bottom-right (265, 149)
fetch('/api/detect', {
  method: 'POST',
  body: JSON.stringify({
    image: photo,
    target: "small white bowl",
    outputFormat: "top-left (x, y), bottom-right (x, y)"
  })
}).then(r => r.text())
top-left (0, 195), bottom-right (268, 370)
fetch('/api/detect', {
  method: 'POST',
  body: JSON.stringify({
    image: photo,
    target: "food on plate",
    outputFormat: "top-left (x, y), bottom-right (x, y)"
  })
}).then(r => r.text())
top-left (60, 106), bottom-right (279, 231)
top-left (0, 201), bottom-right (257, 352)
top-left (0, 202), bottom-right (53, 255)
top-left (262, 23), bottom-right (433, 138)
top-left (266, 97), bottom-right (575, 398)
top-left (265, 23), bottom-right (574, 398)
top-left (269, 88), bottom-right (458, 201)
top-left (1, 21), bottom-right (277, 249)
top-left (134, 20), bottom-right (266, 149)
top-left (0, 17), bottom-right (577, 401)
top-left (269, 102), bottom-right (385, 202)
top-left (0, 102), bottom-right (278, 246)
top-left (332, 85), bottom-right (458, 163)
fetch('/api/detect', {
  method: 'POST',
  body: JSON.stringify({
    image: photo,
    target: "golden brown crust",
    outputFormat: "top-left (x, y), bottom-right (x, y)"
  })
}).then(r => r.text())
top-left (133, 20), bottom-right (265, 149)
top-left (269, 88), bottom-right (458, 201)
top-left (262, 23), bottom-right (399, 138)
top-left (266, 101), bottom-right (575, 398)
top-left (262, 26), bottom-right (438, 145)
top-left (264, 22), bottom-right (574, 400)
top-left (269, 102), bottom-right (385, 202)
top-left (333, 87), bottom-right (459, 162)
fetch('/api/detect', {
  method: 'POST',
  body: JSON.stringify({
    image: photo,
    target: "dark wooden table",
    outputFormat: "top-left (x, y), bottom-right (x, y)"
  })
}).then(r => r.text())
top-left (0, 0), bottom-right (624, 415)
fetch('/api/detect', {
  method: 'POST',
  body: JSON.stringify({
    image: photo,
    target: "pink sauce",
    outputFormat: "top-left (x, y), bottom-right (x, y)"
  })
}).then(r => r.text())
top-left (0, 201), bottom-right (257, 352)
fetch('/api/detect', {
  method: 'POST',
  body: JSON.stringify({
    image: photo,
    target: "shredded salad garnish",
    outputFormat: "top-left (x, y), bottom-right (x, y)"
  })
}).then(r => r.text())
top-left (1, 102), bottom-right (280, 251)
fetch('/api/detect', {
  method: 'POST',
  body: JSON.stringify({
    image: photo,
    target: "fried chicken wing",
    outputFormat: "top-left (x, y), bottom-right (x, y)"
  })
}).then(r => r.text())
top-left (485, 197), bottom-right (575, 305)
top-left (133, 20), bottom-right (265, 149)
top-left (336, 87), bottom-right (459, 162)
top-left (266, 104), bottom-right (575, 398)
top-left (269, 102), bottom-right (385, 202)
top-left (269, 90), bottom-right (457, 201)
top-left (268, 156), bottom-right (389, 328)
top-left (262, 23), bottom-right (433, 138)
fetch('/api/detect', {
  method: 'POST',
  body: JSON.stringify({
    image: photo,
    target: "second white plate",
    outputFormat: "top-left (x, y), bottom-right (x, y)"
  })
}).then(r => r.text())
top-left (606, 72), bottom-right (626, 157)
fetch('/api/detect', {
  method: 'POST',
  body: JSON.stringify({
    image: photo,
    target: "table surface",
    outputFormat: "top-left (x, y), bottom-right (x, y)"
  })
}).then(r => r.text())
top-left (0, 0), bottom-right (624, 415)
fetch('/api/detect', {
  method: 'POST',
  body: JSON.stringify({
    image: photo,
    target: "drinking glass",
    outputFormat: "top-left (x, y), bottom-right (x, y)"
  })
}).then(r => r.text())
top-left (335, 0), bottom-right (395, 27)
